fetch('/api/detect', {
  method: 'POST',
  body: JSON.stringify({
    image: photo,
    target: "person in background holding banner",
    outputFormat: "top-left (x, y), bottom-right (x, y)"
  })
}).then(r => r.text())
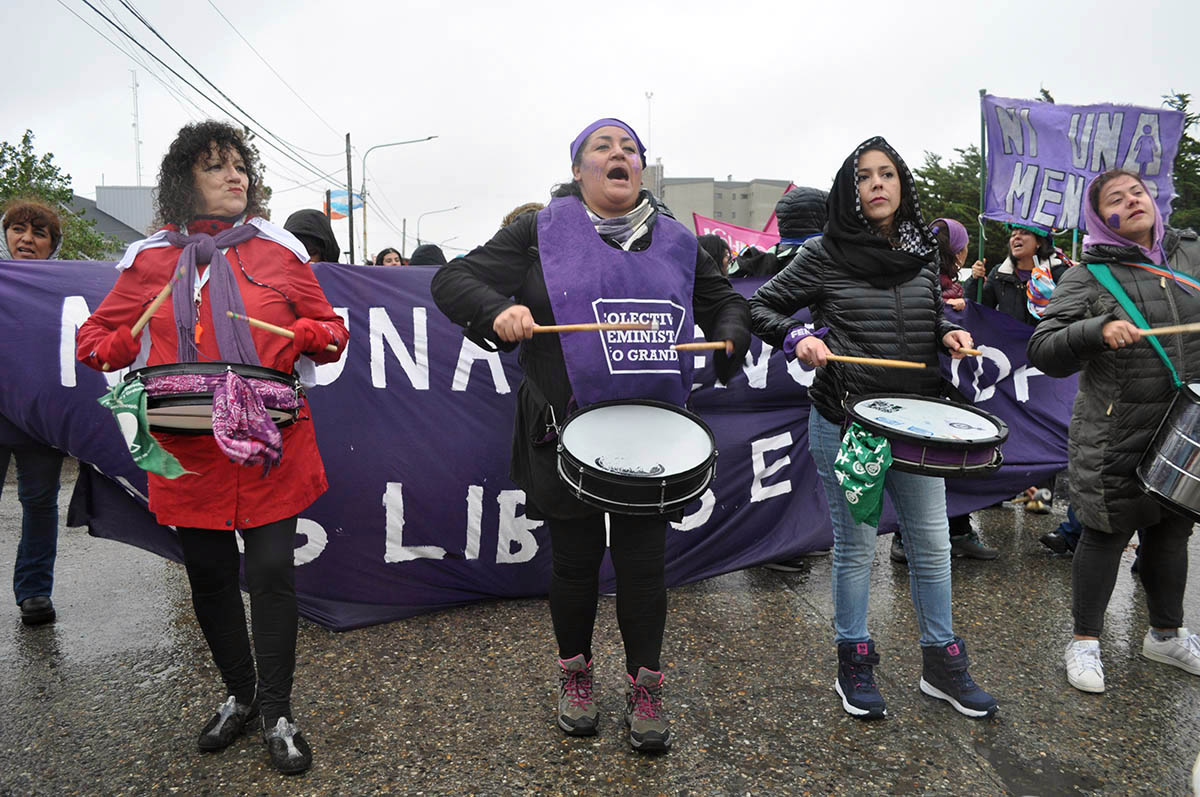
top-left (1027, 168), bottom-right (1200, 695)
top-left (728, 186), bottom-right (828, 280)
top-left (1, 198), bottom-right (66, 626)
top-left (750, 137), bottom-right (998, 721)
top-left (75, 121), bottom-right (348, 775)
top-left (892, 217), bottom-right (998, 563)
top-left (964, 223), bottom-right (1071, 516)
top-left (431, 117), bottom-right (750, 752)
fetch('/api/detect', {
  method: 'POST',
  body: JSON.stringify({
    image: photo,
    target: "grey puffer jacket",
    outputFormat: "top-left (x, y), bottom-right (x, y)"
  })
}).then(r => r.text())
top-left (1026, 227), bottom-right (1200, 533)
top-left (750, 236), bottom-right (960, 425)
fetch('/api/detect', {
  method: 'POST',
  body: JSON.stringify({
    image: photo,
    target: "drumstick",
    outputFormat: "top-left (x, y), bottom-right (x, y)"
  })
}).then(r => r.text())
top-left (826, 354), bottom-right (925, 369)
top-left (958, 347), bottom-right (983, 356)
top-left (532, 322), bottom-right (657, 333)
top-left (1140, 322), bottom-right (1200, 337)
top-left (101, 267), bottom-right (184, 371)
top-left (671, 340), bottom-right (731, 351)
top-left (226, 311), bottom-right (339, 352)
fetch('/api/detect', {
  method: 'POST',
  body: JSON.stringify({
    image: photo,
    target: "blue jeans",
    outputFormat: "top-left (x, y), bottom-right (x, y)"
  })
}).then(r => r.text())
top-left (2, 444), bottom-right (65, 604)
top-left (808, 411), bottom-right (954, 647)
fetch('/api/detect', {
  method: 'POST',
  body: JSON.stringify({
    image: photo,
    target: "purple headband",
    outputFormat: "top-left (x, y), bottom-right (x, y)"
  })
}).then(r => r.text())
top-left (569, 118), bottom-right (646, 167)
top-left (930, 217), bottom-right (968, 254)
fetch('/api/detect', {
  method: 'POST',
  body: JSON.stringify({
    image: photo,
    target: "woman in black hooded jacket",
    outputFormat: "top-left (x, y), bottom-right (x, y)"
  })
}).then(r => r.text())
top-left (750, 137), bottom-right (997, 721)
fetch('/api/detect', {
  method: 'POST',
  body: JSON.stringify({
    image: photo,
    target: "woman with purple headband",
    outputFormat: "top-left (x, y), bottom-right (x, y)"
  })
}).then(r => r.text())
top-left (77, 120), bottom-right (347, 775)
top-left (432, 117), bottom-right (750, 752)
top-left (1028, 169), bottom-right (1200, 695)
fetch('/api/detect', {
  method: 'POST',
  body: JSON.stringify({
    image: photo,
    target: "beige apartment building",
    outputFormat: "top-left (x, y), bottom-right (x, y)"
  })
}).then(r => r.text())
top-left (644, 163), bottom-right (791, 233)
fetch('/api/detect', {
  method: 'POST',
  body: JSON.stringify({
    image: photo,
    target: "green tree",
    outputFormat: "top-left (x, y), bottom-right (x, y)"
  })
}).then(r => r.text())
top-left (912, 145), bottom-right (1014, 268)
top-left (1164, 92), bottom-right (1200, 231)
top-left (0, 130), bottom-right (117, 260)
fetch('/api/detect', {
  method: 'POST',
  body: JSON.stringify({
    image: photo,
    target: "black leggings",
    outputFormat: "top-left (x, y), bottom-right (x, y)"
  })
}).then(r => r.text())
top-left (548, 514), bottom-right (667, 678)
top-left (178, 518), bottom-right (298, 725)
top-left (1073, 516), bottom-right (1194, 637)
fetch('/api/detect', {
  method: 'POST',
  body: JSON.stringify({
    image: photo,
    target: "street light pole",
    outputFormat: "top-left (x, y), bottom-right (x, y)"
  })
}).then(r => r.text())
top-left (416, 205), bottom-right (461, 247)
top-left (360, 135), bottom-right (437, 263)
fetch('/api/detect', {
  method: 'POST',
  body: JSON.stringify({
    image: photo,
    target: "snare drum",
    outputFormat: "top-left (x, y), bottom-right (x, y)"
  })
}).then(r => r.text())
top-left (844, 393), bottom-right (1008, 477)
top-left (1137, 383), bottom-right (1200, 522)
top-left (556, 399), bottom-right (717, 515)
top-left (125, 362), bottom-right (301, 434)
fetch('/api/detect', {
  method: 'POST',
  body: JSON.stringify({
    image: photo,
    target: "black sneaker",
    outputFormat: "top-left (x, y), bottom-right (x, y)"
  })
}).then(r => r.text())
top-left (557, 655), bottom-right (598, 736)
top-left (950, 531), bottom-right (999, 560)
top-left (625, 668), bottom-right (672, 752)
top-left (1039, 531), bottom-right (1070, 555)
top-left (919, 637), bottom-right (998, 718)
top-left (198, 695), bottom-right (260, 752)
top-left (19, 596), bottom-right (55, 626)
top-left (263, 716), bottom-right (313, 775)
top-left (835, 640), bottom-right (887, 719)
top-left (890, 535), bottom-right (907, 564)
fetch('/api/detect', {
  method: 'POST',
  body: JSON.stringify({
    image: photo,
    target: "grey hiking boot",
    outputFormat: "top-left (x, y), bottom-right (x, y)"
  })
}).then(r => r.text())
top-left (625, 667), bottom-right (671, 752)
top-left (557, 655), bottom-right (598, 736)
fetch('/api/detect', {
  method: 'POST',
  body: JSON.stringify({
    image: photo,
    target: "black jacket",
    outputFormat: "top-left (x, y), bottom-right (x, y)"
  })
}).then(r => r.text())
top-left (1026, 227), bottom-right (1200, 533)
top-left (430, 202), bottom-right (751, 519)
top-left (749, 236), bottom-right (960, 425)
top-left (963, 255), bottom-right (1070, 326)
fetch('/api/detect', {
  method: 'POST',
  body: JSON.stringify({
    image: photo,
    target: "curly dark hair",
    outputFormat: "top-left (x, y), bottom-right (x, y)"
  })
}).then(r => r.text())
top-left (2, 197), bottom-right (62, 251)
top-left (154, 120), bottom-right (266, 226)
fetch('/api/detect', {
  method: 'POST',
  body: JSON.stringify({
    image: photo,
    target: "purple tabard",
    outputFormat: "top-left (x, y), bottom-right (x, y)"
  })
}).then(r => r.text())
top-left (537, 196), bottom-right (697, 407)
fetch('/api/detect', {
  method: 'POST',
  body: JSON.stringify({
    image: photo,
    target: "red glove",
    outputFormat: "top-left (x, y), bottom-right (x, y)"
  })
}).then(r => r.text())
top-left (292, 318), bottom-right (337, 355)
top-left (94, 326), bottom-right (139, 370)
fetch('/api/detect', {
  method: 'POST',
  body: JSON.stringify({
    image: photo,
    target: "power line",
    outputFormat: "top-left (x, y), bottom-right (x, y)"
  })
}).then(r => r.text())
top-left (115, 0), bottom-right (341, 172)
top-left (205, 0), bottom-right (344, 152)
top-left (77, 0), bottom-right (344, 186)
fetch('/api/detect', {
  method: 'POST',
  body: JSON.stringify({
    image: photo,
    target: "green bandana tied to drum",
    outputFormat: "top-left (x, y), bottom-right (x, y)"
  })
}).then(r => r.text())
top-left (98, 379), bottom-right (189, 478)
top-left (835, 422), bottom-right (893, 527)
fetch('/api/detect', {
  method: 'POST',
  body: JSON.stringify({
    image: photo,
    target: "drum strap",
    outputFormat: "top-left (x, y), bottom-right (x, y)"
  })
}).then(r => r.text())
top-left (1086, 263), bottom-right (1182, 389)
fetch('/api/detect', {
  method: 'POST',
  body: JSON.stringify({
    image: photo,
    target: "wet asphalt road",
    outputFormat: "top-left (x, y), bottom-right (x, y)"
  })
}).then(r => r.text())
top-left (2, 460), bottom-right (1199, 796)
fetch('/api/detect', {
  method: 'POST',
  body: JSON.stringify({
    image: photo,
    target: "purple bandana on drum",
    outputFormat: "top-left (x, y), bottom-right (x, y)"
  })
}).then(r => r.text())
top-left (211, 370), bottom-right (284, 473)
top-left (537, 196), bottom-right (697, 407)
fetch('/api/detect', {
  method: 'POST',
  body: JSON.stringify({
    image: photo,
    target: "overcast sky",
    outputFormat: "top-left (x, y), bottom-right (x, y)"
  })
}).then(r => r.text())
top-left (3, 0), bottom-right (1197, 261)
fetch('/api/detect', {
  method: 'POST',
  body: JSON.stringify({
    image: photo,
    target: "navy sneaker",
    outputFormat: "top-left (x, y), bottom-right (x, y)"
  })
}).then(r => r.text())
top-left (835, 640), bottom-right (886, 719)
top-left (920, 637), bottom-right (998, 718)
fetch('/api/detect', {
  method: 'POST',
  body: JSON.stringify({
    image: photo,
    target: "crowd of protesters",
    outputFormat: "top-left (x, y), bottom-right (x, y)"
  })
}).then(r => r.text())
top-left (0, 115), bottom-right (1197, 779)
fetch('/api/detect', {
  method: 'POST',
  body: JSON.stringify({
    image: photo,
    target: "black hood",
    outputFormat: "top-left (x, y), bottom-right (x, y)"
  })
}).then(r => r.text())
top-left (283, 209), bottom-right (340, 263)
top-left (409, 244), bottom-right (448, 266)
top-left (775, 186), bottom-right (828, 240)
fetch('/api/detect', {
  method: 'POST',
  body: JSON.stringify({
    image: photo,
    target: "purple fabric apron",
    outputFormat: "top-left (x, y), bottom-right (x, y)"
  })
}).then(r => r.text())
top-left (538, 196), bottom-right (697, 408)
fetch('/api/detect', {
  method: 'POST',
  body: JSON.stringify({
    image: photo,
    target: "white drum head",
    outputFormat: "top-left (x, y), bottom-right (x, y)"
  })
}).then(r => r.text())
top-left (850, 396), bottom-right (1000, 442)
top-left (561, 404), bottom-right (712, 478)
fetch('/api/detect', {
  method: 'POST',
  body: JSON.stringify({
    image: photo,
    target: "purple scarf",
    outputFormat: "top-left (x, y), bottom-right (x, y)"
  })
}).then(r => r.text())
top-left (167, 224), bottom-right (262, 364)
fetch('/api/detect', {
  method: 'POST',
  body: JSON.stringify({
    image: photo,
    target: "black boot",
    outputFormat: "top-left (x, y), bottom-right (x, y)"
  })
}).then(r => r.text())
top-left (919, 637), bottom-right (997, 718)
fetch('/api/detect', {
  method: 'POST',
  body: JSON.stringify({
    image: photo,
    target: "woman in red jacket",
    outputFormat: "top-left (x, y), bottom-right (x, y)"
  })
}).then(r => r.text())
top-left (77, 121), bottom-right (347, 776)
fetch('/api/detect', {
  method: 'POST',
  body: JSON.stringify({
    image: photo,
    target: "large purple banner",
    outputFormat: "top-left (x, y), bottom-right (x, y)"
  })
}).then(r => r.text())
top-left (982, 94), bottom-right (1185, 231)
top-left (0, 259), bottom-right (1075, 629)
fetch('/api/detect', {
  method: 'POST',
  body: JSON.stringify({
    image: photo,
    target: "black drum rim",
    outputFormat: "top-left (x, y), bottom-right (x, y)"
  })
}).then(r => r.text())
top-left (844, 392), bottom-right (1010, 450)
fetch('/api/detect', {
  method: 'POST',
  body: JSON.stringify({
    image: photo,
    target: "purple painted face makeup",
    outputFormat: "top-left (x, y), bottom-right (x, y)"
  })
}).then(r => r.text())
top-left (1108, 214), bottom-right (1121, 229)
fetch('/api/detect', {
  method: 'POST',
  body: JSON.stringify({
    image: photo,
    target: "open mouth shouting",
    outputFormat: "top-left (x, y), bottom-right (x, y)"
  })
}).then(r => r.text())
top-left (607, 165), bottom-right (630, 183)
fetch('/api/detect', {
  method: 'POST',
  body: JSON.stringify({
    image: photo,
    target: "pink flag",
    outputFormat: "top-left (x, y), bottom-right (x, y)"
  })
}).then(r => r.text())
top-left (761, 183), bottom-right (795, 235)
top-left (693, 213), bottom-right (780, 255)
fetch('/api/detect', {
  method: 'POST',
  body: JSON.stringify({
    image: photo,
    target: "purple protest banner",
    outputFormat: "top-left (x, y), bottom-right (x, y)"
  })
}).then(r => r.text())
top-left (981, 94), bottom-right (1185, 231)
top-left (0, 259), bottom-right (1076, 629)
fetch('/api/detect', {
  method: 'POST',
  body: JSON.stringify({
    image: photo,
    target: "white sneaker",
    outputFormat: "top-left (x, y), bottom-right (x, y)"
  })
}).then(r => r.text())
top-left (1064, 640), bottom-right (1105, 693)
top-left (1141, 628), bottom-right (1200, 675)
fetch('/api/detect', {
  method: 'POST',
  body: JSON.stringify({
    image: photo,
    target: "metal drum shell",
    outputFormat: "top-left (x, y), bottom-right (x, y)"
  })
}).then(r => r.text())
top-left (1138, 385), bottom-right (1200, 523)
top-left (555, 399), bottom-right (717, 516)
top-left (125, 362), bottom-right (300, 435)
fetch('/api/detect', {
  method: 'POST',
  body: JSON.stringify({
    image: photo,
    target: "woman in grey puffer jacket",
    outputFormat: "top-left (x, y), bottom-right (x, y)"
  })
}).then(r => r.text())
top-left (1028, 169), bottom-right (1200, 695)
